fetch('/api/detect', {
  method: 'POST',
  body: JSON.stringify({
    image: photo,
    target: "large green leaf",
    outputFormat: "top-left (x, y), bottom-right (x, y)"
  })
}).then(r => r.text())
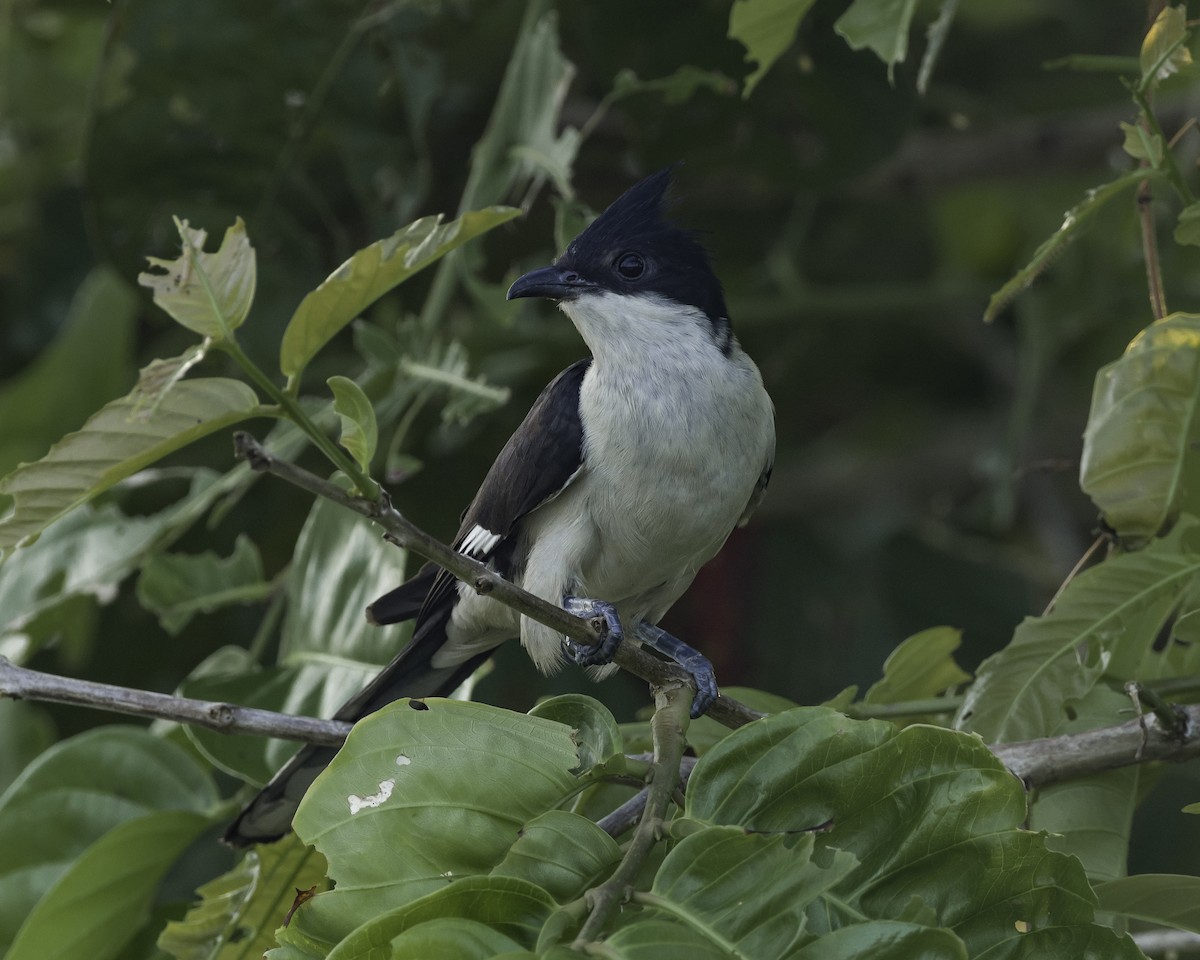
top-left (1095, 874), bottom-right (1200, 934)
top-left (0, 266), bottom-right (137, 480)
top-left (490, 810), bottom-right (621, 903)
top-left (955, 523), bottom-right (1200, 742)
top-left (0, 701), bottom-right (54, 796)
top-left (279, 206), bottom-right (519, 380)
top-left (0, 373), bottom-right (260, 555)
top-left (0, 727), bottom-right (216, 955)
top-left (286, 700), bottom-right (578, 945)
top-left (158, 834), bottom-right (328, 960)
top-left (790, 921), bottom-right (966, 960)
top-left (6, 810), bottom-right (209, 960)
top-left (727, 0), bottom-right (817, 98)
top-left (639, 829), bottom-right (858, 957)
top-left (138, 217), bottom-right (257, 340)
top-left (312, 877), bottom-right (557, 960)
top-left (1027, 687), bottom-right (1140, 885)
top-left (278, 492), bottom-right (412, 713)
top-left (684, 707), bottom-right (1142, 959)
top-left (1080, 313), bottom-right (1200, 542)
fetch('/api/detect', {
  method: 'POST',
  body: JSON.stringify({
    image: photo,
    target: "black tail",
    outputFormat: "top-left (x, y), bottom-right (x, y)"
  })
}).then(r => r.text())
top-left (222, 572), bottom-right (489, 847)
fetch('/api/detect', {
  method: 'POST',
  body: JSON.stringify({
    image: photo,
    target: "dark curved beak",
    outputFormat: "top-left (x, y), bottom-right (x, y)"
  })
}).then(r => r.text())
top-left (506, 265), bottom-right (595, 302)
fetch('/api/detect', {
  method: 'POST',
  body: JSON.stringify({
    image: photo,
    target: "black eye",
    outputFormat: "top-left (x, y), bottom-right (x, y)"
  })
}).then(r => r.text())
top-left (616, 253), bottom-right (645, 279)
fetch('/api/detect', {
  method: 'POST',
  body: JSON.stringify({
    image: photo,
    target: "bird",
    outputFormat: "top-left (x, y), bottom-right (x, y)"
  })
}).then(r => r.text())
top-left (223, 167), bottom-right (775, 847)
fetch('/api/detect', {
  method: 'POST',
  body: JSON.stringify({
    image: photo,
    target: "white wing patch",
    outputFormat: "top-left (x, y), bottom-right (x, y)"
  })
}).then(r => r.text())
top-left (460, 524), bottom-right (502, 557)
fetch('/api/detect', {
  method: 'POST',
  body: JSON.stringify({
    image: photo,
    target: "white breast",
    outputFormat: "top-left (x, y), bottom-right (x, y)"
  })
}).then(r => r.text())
top-left (516, 291), bottom-right (775, 673)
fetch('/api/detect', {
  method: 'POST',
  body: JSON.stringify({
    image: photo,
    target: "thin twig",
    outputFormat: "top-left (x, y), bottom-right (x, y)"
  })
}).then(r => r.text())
top-left (1042, 534), bottom-right (1106, 615)
top-left (0, 656), bottom-right (349, 746)
top-left (596, 756), bottom-right (698, 838)
top-left (231, 431), bottom-right (765, 731)
top-left (575, 682), bottom-right (692, 946)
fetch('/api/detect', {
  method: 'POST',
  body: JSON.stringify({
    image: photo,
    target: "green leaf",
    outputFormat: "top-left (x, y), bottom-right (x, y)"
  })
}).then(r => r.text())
top-left (610, 66), bottom-right (736, 105)
top-left (327, 376), bottom-right (378, 473)
top-left (1175, 203), bottom-right (1200, 246)
top-left (528, 694), bottom-right (622, 772)
top-left (1140, 4), bottom-right (1192, 90)
top-left (387, 918), bottom-right (525, 959)
top-left (1120, 120), bottom-right (1164, 167)
top-left (0, 701), bottom-right (54, 796)
top-left (465, 9), bottom-right (581, 204)
top-left (0, 727), bottom-right (216, 955)
top-left (834, 0), bottom-right (920, 80)
top-left (279, 206), bottom-right (520, 380)
top-left (728, 0), bottom-right (817, 98)
top-left (0, 374), bottom-right (260, 555)
top-left (0, 470), bottom-right (227, 663)
top-left (1027, 687), bottom-right (1140, 884)
top-left (400, 340), bottom-right (511, 425)
top-left (956, 523), bottom-right (1200, 742)
top-left (685, 708), bottom-right (1142, 958)
top-left (287, 699), bottom-right (578, 944)
top-left (491, 810), bottom-right (622, 903)
top-left (645, 829), bottom-right (856, 957)
top-left (601, 919), bottom-right (733, 959)
top-left (137, 534), bottom-right (269, 635)
top-left (139, 217), bottom-right (257, 340)
top-left (158, 834), bottom-right (328, 960)
top-left (6, 810), bottom-right (209, 960)
top-left (295, 877), bottom-right (557, 960)
top-left (863, 625), bottom-right (970, 705)
top-left (277, 492), bottom-right (411, 719)
top-left (984, 169), bottom-right (1154, 323)
top-left (178, 648), bottom-right (301, 785)
top-left (791, 921), bottom-right (966, 960)
top-left (1097, 874), bottom-right (1200, 934)
top-left (1081, 314), bottom-right (1200, 542)
top-left (0, 266), bottom-right (137, 480)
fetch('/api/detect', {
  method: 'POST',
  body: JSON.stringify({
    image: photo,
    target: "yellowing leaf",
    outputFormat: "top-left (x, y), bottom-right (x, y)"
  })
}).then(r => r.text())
top-left (327, 376), bottom-right (378, 473)
top-left (1141, 5), bottom-right (1192, 88)
top-left (139, 217), bottom-right (257, 340)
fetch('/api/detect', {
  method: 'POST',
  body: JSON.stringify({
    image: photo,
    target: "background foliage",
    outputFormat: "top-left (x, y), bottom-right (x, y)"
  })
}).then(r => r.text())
top-left (4, 0), bottom-right (1200, 956)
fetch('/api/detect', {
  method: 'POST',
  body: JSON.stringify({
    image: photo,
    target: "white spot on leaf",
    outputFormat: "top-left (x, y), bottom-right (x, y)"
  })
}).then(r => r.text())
top-left (347, 778), bottom-right (395, 815)
top-left (396, 754), bottom-right (412, 766)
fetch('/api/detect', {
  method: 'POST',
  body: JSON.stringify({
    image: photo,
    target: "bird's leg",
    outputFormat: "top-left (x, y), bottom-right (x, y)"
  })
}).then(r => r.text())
top-left (561, 596), bottom-right (624, 667)
top-left (634, 621), bottom-right (718, 719)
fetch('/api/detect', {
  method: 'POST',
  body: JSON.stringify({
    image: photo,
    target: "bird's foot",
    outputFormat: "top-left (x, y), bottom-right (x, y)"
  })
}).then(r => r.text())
top-left (561, 596), bottom-right (624, 667)
top-left (635, 622), bottom-right (718, 719)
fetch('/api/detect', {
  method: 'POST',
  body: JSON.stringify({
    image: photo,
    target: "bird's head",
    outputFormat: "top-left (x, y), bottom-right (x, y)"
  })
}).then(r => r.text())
top-left (507, 168), bottom-right (731, 352)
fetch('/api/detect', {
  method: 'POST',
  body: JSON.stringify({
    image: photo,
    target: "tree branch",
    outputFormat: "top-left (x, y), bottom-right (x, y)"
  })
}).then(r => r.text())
top-left (6, 653), bottom-right (1200, 792)
top-left (992, 704), bottom-right (1200, 787)
top-left (231, 431), bottom-right (765, 730)
top-left (0, 657), bottom-right (349, 746)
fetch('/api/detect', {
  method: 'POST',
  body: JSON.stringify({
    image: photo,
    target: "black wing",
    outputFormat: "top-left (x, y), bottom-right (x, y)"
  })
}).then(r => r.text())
top-left (371, 358), bottom-right (590, 624)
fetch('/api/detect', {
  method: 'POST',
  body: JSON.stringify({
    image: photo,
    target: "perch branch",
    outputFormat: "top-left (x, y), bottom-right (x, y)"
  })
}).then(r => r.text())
top-left (231, 431), bottom-right (765, 730)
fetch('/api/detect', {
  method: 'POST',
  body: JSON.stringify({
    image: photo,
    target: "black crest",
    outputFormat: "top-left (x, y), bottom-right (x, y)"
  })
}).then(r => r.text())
top-left (561, 167), bottom-right (731, 334)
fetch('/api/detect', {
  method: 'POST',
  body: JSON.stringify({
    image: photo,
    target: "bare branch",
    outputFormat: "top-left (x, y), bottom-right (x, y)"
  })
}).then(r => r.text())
top-left (232, 430), bottom-right (765, 731)
top-left (0, 656), bottom-right (349, 746)
top-left (993, 705), bottom-right (1200, 787)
